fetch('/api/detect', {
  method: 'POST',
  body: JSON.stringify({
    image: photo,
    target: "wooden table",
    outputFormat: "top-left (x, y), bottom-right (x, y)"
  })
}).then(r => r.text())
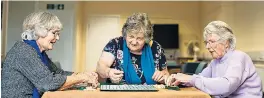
top-left (42, 87), bottom-right (211, 98)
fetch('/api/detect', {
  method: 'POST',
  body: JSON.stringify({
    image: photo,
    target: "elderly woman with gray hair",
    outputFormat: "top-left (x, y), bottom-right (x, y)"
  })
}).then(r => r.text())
top-left (96, 12), bottom-right (169, 84)
top-left (1, 11), bottom-right (98, 98)
top-left (166, 21), bottom-right (262, 98)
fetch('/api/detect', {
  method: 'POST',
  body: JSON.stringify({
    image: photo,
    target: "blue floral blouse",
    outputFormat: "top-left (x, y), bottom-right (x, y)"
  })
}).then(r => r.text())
top-left (103, 36), bottom-right (167, 84)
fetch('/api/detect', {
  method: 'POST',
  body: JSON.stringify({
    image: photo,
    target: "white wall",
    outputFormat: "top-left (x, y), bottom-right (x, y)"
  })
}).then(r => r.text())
top-left (6, 1), bottom-right (36, 53)
top-left (234, 2), bottom-right (264, 52)
top-left (6, 1), bottom-right (76, 71)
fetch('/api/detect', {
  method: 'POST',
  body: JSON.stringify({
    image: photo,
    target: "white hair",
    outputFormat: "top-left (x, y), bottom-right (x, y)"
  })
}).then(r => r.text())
top-left (21, 11), bottom-right (62, 40)
top-left (203, 21), bottom-right (236, 50)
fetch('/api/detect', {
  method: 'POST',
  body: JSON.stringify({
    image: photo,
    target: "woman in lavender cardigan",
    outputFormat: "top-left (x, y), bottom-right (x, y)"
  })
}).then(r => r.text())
top-left (166, 21), bottom-right (262, 98)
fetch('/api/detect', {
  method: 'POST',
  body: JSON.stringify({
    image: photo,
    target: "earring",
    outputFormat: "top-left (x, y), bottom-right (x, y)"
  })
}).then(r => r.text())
top-left (21, 30), bottom-right (34, 40)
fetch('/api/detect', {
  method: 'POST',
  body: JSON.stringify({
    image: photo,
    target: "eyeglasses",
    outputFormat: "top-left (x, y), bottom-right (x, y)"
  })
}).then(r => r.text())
top-left (52, 31), bottom-right (60, 37)
top-left (49, 29), bottom-right (60, 37)
top-left (203, 39), bottom-right (221, 46)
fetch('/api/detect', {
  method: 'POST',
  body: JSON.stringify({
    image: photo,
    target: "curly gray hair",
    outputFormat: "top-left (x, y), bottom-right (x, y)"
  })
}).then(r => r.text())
top-left (21, 11), bottom-right (62, 40)
top-left (122, 12), bottom-right (153, 43)
top-left (203, 21), bottom-right (236, 50)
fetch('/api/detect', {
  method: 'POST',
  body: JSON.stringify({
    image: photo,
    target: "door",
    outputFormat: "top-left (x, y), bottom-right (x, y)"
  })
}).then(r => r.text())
top-left (86, 15), bottom-right (121, 71)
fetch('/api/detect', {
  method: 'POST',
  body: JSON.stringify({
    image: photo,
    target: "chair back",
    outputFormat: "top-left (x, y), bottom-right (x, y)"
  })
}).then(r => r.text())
top-left (195, 61), bottom-right (207, 74)
top-left (181, 62), bottom-right (200, 75)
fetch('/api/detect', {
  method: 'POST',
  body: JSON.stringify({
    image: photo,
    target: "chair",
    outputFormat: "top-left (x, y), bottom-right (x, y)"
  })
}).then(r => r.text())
top-left (195, 61), bottom-right (207, 74)
top-left (167, 60), bottom-right (182, 74)
top-left (181, 62), bottom-right (200, 75)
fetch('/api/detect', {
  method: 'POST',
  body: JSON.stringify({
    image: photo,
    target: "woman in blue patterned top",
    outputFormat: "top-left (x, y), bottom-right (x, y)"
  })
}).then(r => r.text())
top-left (96, 12), bottom-right (169, 84)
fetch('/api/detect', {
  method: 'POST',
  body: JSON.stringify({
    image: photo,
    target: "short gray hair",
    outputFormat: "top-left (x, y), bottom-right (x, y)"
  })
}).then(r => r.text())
top-left (122, 12), bottom-right (153, 43)
top-left (21, 11), bottom-right (62, 40)
top-left (203, 21), bottom-right (236, 50)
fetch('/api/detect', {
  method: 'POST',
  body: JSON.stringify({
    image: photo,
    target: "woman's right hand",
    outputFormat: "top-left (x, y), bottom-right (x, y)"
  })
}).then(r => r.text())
top-left (75, 72), bottom-right (99, 88)
top-left (165, 73), bottom-right (192, 86)
top-left (108, 69), bottom-right (124, 84)
top-left (165, 74), bottom-right (181, 86)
